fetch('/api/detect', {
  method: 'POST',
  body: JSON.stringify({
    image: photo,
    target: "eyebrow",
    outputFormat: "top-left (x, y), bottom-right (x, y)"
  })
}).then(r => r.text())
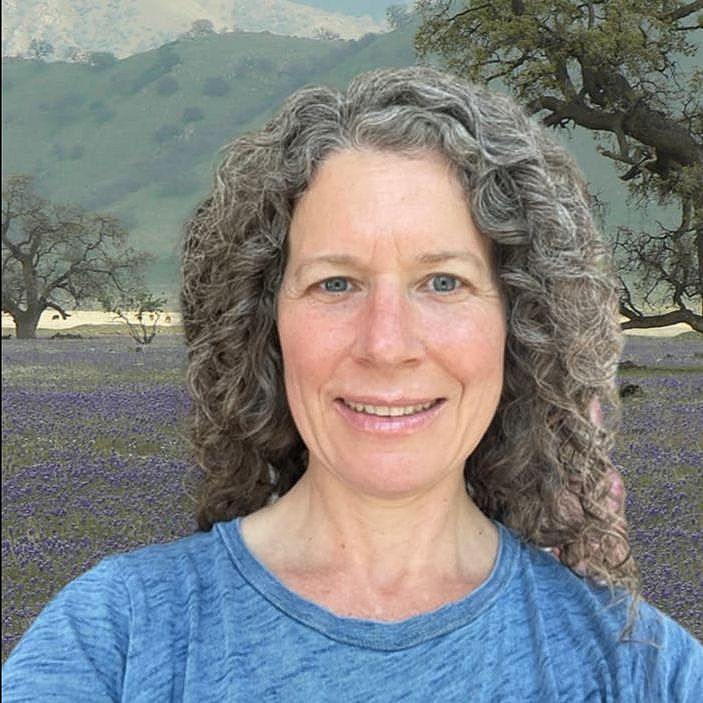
top-left (292, 250), bottom-right (490, 278)
top-left (415, 250), bottom-right (489, 273)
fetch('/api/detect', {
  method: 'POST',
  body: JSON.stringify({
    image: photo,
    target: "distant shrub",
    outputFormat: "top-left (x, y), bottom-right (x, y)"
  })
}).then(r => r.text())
top-left (51, 143), bottom-right (85, 161)
top-left (156, 76), bottom-right (179, 96)
top-left (65, 46), bottom-right (88, 63)
top-left (131, 46), bottom-right (181, 94)
top-left (69, 145), bottom-right (85, 160)
top-left (234, 56), bottom-right (275, 78)
top-left (28, 38), bottom-right (54, 60)
top-left (154, 123), bottom-right (181, 144)
top-left (89, 100), bottom-right (115, 124)
top-left (313, 27), bottom-right (341, 40)
top-left (154, 45), bottom-right (181, 71)
top-left (181, 106), bottom-right (204, 123)
top-left (202, 75), bottom-right (229, 97)
top-left (185, 19), bottom-right (215, 38)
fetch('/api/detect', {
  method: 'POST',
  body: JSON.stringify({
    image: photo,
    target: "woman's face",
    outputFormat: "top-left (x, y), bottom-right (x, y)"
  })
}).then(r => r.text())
top-left (277, 149), bottom-right (506, 499)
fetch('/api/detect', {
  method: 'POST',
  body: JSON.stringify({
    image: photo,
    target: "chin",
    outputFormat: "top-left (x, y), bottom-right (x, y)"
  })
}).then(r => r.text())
top-left (321, 450), bottom-right (465, 500)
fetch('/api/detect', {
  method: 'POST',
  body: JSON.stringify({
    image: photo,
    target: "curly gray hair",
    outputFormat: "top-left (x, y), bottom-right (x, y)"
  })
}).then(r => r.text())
top-left (181, 66), bottom-right (638, 597)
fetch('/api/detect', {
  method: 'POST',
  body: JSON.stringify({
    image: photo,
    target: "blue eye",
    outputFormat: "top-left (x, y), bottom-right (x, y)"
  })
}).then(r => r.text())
top-left (430, 275), bottom-right (460, 292)
top-left (322, 277), bottom-right (350, 293)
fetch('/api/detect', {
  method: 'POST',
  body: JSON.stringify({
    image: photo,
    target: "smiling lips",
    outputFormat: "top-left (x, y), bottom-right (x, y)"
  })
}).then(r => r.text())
top-left (341, 398), bottom-right (440, 417)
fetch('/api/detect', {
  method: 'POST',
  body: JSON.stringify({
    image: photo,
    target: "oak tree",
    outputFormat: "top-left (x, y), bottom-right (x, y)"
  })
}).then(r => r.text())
top-left (2, 175), bottom-right (147, 339)
top-left (415, 0), bottom-right (703, 331)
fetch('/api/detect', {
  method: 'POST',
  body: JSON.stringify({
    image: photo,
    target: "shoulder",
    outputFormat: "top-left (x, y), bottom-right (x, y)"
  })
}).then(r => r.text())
top-left (109, 526), bottom-right (222, 585)
top-left (503, 527), bottom-right (703, 699)
top-left (1, 527), bottom-right (234, 701)
top-left (624, 599), bottom-right (703, 700)
top-left (43, 527), bottom-right (228, 609)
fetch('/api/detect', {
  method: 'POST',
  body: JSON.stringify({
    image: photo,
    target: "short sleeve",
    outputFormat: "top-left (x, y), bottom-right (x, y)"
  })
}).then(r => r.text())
top-left (2, 557), bottom-right (130, 702)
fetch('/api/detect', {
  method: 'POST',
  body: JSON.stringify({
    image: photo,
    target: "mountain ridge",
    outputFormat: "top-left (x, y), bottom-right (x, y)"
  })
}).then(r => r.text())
top-left (1, 0), bottom-right (384, 60)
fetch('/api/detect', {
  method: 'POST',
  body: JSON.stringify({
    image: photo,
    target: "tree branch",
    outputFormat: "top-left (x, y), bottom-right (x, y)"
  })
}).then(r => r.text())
top-left (447, 4), bottom-right (492, 22)
top-left (528, 95), bottom-right (622, 130)
top-left (660, 0), bottom-right (703, 22)
top-left (44, 301), bottom-right (72, 318)
top-left (620, 307), bottom-right (703, 332)
top-left (530, 93), bottom-right (702, 172)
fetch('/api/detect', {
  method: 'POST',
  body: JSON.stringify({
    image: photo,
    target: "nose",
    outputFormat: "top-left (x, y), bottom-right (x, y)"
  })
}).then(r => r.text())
top-left (352, 281), bottom-right (424, 366)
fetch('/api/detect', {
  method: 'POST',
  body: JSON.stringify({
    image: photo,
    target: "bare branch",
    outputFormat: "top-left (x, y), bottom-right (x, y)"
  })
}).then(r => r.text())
top-left (44, 301), bottom-right (72, 319)
top-left (620, 308), bottom-right (703, 332)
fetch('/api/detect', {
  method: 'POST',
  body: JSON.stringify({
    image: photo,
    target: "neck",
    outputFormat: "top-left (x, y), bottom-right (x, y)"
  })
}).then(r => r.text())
top-left (242, 465), bottom-right (497, 598)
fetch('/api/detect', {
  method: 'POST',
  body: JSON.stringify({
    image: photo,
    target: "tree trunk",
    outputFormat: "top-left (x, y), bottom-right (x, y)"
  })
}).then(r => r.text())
top-left (12, 307), bottom-right (43, 339)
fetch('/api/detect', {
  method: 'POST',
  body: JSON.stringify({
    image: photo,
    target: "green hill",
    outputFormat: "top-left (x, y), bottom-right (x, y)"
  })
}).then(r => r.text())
top-left (2, 27), bottom-right (416, 301)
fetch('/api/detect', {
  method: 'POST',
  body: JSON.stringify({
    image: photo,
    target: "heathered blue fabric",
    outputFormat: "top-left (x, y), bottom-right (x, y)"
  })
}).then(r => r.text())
top-left (3, 520), bottom-right (702, 702)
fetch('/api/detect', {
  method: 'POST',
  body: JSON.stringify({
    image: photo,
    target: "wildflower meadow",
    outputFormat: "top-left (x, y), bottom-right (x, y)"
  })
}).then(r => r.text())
top-left (2, 331), bottom-right (702, 660)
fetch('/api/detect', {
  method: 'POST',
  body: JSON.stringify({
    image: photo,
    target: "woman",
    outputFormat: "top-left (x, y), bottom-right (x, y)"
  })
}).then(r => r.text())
top-left (4, 67), bottom-right (701, 701)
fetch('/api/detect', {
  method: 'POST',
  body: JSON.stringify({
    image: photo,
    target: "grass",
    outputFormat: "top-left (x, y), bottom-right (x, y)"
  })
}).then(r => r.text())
top-left (1, 332), bottom-right (702, 662)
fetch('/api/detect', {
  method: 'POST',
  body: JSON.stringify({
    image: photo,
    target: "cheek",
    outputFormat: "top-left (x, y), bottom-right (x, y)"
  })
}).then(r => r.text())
top-left (277, 305), bottom-right (352, 388)
top-left (450, 339), bottom-right (505, 396)
top-left (423, 303), bottom-right (506, 372)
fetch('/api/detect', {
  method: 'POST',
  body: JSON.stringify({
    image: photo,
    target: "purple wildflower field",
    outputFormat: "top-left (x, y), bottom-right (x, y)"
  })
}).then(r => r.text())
top-left (613, 334), bottom-right (703, 636)
top-left (2, 335), bottom-right (197, 660)
top-left (2, 332), bottom-right (702, 661)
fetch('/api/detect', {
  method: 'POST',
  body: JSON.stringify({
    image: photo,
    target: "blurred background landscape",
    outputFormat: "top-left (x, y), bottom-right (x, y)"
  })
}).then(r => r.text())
top-left (3, 0), bottom-right (417, 303)
top-left (3, 0), bottom-right (689, 305)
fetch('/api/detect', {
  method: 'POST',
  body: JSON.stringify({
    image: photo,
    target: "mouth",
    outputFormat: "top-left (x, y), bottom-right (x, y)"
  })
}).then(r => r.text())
top-left (340, 398), bottom-right (442, 417)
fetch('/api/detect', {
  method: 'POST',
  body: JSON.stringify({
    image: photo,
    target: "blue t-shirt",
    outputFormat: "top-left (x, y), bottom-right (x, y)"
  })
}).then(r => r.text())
top-left (3, 519), bottom-right (702, 701)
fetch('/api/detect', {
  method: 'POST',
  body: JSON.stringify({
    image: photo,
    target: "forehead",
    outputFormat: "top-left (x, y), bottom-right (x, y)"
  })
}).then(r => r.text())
top-left (299, 148), bottom-right (465, 206)
top-left (288, 149), bottom-right (489, 263)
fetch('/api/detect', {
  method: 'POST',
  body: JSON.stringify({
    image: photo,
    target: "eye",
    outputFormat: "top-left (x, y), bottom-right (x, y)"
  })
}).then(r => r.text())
top-left (428, 274), bottom-right (461, 293)
top-left (321, 276), bottom-right (351, 293)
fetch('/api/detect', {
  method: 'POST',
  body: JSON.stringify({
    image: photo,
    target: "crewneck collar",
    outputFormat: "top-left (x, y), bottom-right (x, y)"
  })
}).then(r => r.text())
top-left (217, 518), bottom-right (519, 651)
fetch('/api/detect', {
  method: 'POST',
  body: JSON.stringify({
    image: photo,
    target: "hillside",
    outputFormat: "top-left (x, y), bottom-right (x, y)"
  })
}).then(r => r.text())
top-left (1, 0), bottom-right (384, 61)
top-left (2, 26), bottom-right (417, 298)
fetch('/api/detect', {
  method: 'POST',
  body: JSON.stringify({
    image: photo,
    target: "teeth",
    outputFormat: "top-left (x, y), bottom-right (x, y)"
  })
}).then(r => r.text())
top-left (343, 400), bottom-right (436, 416)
